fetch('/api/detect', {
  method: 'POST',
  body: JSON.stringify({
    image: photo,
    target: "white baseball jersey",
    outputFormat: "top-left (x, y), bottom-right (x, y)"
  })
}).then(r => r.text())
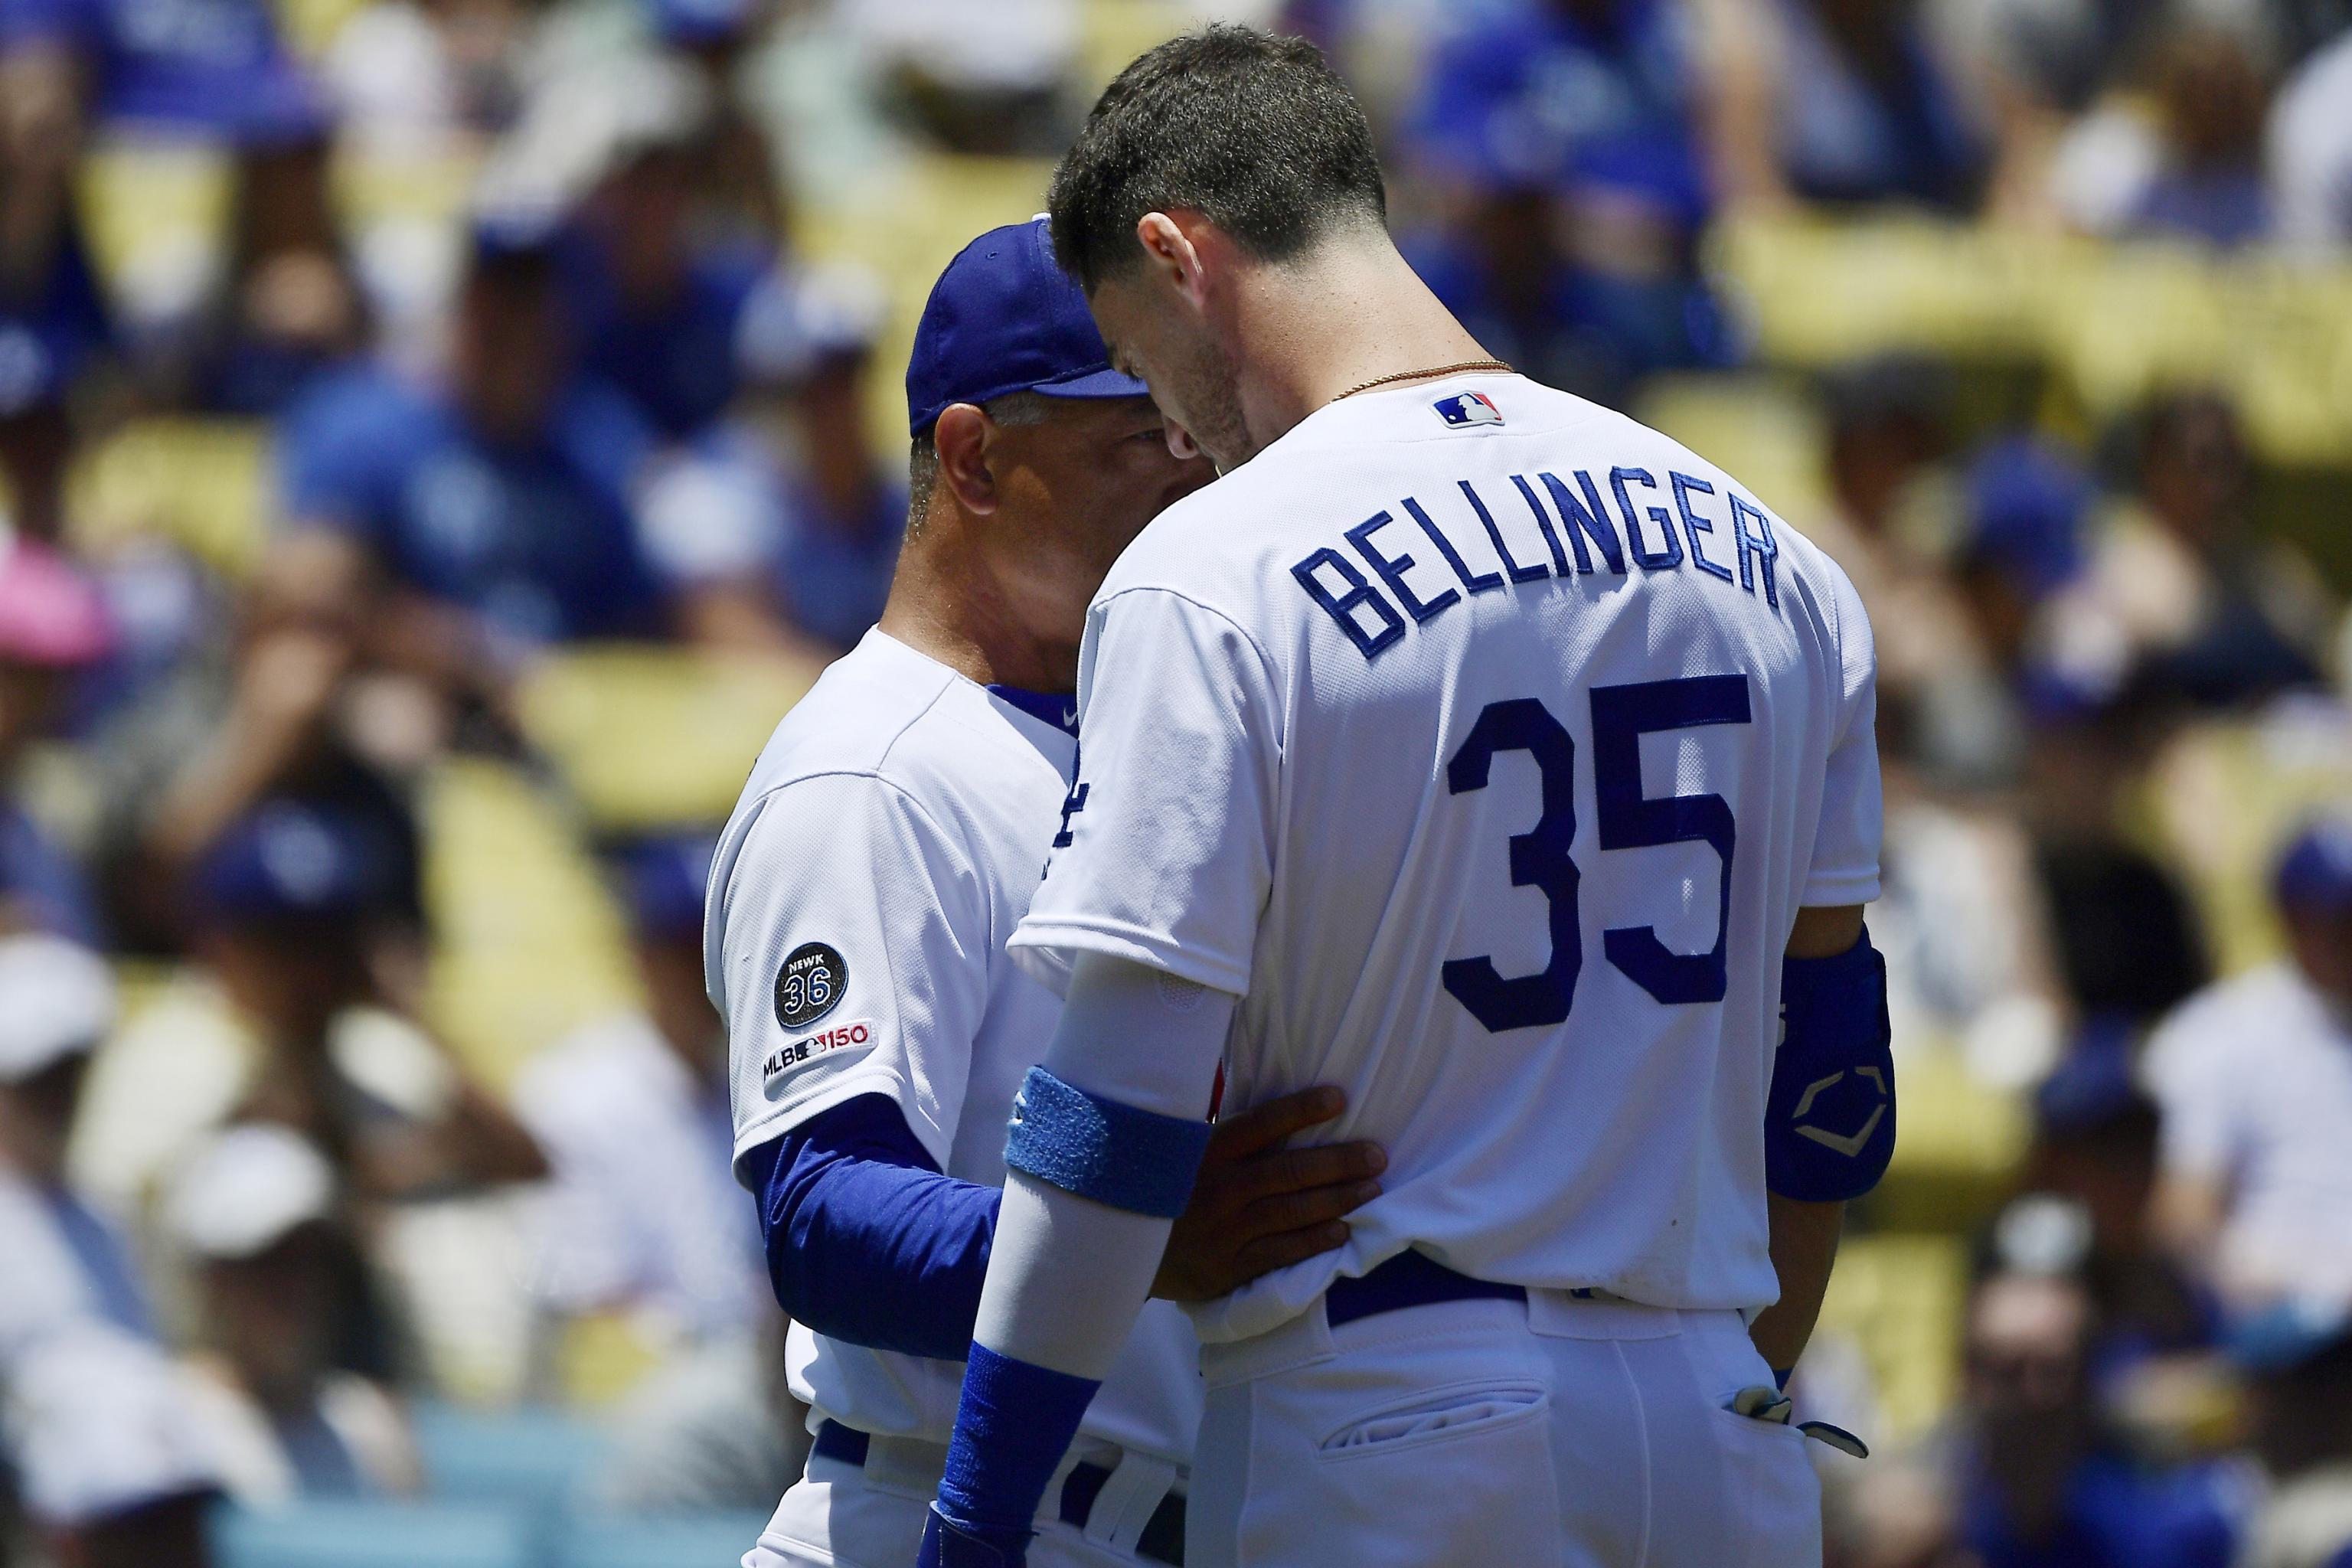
top-left (704, 628), bottom-right (1203, 1462)
top-left (1008, 374), bottom-right (1881, 1343)
top-left (2143, 959), bottom-right (2352, 1303)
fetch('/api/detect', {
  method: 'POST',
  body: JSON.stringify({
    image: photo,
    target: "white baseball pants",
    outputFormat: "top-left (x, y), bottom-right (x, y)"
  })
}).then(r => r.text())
top-left (1184, 1290), bottom-right (1822, 1568)
top-left (744, 1434), bottom-right (1184, 1568)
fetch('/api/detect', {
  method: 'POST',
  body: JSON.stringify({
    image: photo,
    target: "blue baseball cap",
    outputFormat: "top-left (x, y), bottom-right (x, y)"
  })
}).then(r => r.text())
top-left (1965, 434), bottom-right (2091, 599)
top-left (604, 833), bottom-right (717, 941)
top-left (188, 800), bottom-right (396, 927)
top-left (2275, 818), bottom-right (2352, 916)
top-left (905, 218), bottom-right (1148, 438)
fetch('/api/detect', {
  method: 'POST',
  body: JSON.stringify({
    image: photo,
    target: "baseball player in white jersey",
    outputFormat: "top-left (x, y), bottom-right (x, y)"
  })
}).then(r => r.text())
top-left (919, 28), bottom-right (1893, 1568)
top-left (706, 217), bottom-right (1387, 1568)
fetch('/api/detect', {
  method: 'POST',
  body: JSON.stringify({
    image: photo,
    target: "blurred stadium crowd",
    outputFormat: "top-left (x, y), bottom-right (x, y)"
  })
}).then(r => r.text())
top-left (2, 0), bottom-right (2351, 1564)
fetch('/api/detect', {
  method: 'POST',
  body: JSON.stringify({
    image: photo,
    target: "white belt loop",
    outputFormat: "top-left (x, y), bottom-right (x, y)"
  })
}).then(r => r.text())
top-left (1080, 1450), bottom-right (1180, 1553)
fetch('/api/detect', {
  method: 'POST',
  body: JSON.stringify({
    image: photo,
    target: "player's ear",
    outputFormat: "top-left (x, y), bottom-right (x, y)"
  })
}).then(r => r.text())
top-left (1136, 212), bottom-right (1208, 312)
top-left (933, 403), bottom-right (998, 516)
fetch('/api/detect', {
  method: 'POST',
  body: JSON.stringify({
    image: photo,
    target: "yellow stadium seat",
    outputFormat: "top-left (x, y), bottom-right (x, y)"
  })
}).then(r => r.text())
top-left (1633, 374), bottom-right (1831, 529)
top-left (514, 642), bottom-right (822, 837)
top-left (275, 0), bottom-right (372, 60)
top-left (68, 419), bottom-right (273, 577)
top-left (333, 146), bottom-right (482, 238)
top-left (420, 757), bottom-right (641, 1091)
top-left (1078, 0), bottom-right (1194, 96)
top-left (1711, 213), bottom-right (2352, 471)
top-left (2138, 713), bottom-right (2352, 978)
top-left (1813, 1233), bottom-right (1968, 1442)
top-left (1870, 1046), bottom-right (2030, 1234)
top-left (77, 139), bottom-right (233, 318)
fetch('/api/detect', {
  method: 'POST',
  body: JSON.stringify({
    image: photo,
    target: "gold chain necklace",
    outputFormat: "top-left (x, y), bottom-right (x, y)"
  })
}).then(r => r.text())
top-left (1329, 358), bottom-right (1514, 404)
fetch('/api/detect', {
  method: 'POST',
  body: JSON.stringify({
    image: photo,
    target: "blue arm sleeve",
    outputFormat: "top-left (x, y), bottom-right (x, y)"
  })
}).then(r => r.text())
top-left (738, 1093), bottom-right (1001, 1361)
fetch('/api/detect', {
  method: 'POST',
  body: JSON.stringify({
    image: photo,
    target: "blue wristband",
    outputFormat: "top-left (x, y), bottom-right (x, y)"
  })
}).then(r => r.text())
top-left (1002, 1067), bottom-right (1213, 1219)
top-left (933, 1342), bottom-right (1099, 1560)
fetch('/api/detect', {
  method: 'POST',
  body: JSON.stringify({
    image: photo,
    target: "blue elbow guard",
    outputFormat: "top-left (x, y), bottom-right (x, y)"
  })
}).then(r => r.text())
top-left (1002, 1067), bottom-right (1213, 1219)
top-left (1766, 928), bottom-right (1896, 1202)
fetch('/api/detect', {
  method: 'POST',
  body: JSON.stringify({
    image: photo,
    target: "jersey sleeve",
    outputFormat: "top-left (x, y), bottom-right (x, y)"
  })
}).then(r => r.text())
top-left (2143, 1004), bottom-right (2237, 1183)
top-left (715, 771), bottom-right (993, 1172)
top-left (1803, 564), bottom-right (1883, 907)
top-left (1008, 586), bottom-right (1281, 998)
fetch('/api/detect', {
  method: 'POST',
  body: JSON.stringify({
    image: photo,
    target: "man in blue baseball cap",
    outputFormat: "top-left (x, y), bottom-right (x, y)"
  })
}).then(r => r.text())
top-left (705, 217), bottom-right (1388, 1568)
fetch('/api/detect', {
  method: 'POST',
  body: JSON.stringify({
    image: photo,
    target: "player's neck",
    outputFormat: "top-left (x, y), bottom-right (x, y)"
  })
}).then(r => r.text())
top-left (1234, 237), bottom-right (1494, 447)
top-left (879, 529), bottom-right (1079, 696)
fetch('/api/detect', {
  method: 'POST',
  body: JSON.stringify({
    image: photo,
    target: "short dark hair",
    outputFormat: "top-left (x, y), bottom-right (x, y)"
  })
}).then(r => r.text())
top-left (1047, 25), bottom-right (1387, 292)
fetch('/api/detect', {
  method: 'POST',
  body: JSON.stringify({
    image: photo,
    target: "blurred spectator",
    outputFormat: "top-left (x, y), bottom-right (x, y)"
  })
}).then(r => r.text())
top-left (1400, 0), bottom-right (1728, 398)
top-left (168, 136), bottom-right (368, 415)
top-left (2234, 1303), bottom-right (2352, 1568)
top-left (323, 0), bottom-right (536, 154)
top-left (2018, 1042), bottom-right (2213, 1376)
top-left (1928, 1268), bottom-right (2240, 1568)
top-left (1805, 358), bottom-right (2018, 782)
top-left (0, 215), bottom-right (106, 544)
top-left (844, 0), bottom-right (1079, 155)
top-left (273, 219), bottom-right (716, 707)
top-left (567, 60), bottom-right (772, 443)
top-left (2045, 393), bottom-right (2328, 711)
top-left (163, 1123), bottom-right (423, 1502)
top-left (1939, 0), bottom-right (2161, 223)
top-left (584, 1325), bottom-right (807, 1511)
top-left (639, 261), bottom-right (901, 652)
top-left (646, 0), bottom-right (788, 260)
top-left (0, 934), bottom-right (149, 1360)
top-left (2127, 22), bottom-right (2277, 245)
top-left (1703, 0), bottom-right (1988, 213)
top-left (2269, 22), bottom-right (2352, 245)
top-left (0, 0), bottom-right (338, 360)
top-left (0, 0), bottom-right (325, 147)
top-left (179, 796), bottom-right (543, 1200)
top-left (85, 530), bottom-right (423, 958)
top-left (1950, 433), bottom-right (2095, 679)
top-left (0, 535), bottom-right (112, 942)
top-left (1871, 787), bottom-right (2067, 1087)
top-left (2034, 831), bottom-right (2209, 1029)
top-left (2145, 818), bottom-right (2352, 1312)
top-left (2, 1322), bottom-right (220, 1568)
top-left (515, 833), bottom-right (769, 1345)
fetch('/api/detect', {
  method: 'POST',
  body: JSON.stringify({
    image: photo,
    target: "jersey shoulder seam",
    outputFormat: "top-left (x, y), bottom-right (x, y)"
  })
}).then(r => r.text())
top-left (1095, 583), bottom-right (1282, 693)
top-left (869, 664), bottom-right (962, 777)
top-left (730, 766), bottom-right (985, 903)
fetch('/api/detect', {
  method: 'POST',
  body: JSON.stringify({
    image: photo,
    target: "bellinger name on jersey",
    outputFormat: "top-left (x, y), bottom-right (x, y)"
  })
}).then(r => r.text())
top-left (1290, 465), bottom-right (1785, 660)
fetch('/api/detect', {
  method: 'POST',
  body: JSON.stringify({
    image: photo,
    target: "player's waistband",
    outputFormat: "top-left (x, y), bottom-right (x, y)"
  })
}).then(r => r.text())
top-left (1324, 1248), bottom-right (1537, 1328)
top-left (812, 1420), bottom-right (1186, 1564)
top-left (1204, 1251), bottom-right (1723, 1388)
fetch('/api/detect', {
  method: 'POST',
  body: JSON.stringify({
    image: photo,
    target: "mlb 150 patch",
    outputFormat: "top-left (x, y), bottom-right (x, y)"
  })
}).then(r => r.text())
top-left (762, 1018), bottom-right (875, 1099)
top-left (776, 941), bottom-right (847, 1029)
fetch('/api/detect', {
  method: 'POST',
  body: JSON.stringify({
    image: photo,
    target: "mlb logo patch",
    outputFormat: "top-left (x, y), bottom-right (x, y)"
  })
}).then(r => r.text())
top-left (1434, 391), bottom-right (1504, 429)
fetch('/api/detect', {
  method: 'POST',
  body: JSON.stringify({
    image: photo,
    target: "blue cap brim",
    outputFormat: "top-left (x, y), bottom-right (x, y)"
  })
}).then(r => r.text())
top-left (1031, 365), bottom-right (1152, 401)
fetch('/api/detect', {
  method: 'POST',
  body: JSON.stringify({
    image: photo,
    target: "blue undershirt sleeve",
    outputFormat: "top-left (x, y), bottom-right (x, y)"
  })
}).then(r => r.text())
top-left (740, 1093), bottom-right (1001, 1361)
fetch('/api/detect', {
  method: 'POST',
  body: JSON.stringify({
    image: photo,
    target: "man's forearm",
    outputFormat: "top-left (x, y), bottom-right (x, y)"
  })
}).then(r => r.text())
top-left (1749, 1193), bottom-right (1844, 1374)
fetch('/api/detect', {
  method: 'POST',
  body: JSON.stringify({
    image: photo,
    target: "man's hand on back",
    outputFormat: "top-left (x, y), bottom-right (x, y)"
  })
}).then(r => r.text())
top-left (1153, 1087), bottom-right (1384, 1302)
